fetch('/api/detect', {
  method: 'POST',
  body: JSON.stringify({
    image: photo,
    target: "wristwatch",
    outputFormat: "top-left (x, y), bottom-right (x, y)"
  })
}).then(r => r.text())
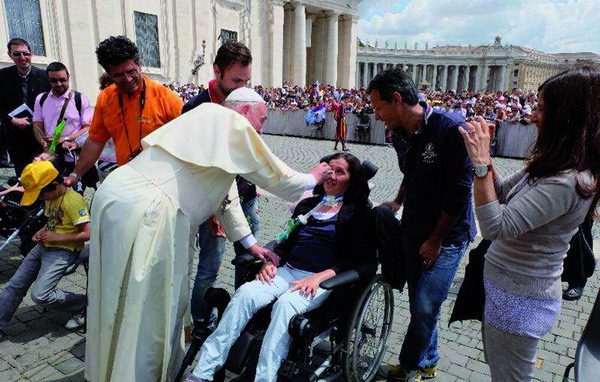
top-left (473, 163), bottom-right (492, 178)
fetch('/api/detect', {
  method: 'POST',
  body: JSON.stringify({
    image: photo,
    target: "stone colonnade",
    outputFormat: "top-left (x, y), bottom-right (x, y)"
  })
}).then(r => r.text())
top-left (356, 61), bottom-right (509, 92)
top-left (280, 1), bottom-right (358, 88)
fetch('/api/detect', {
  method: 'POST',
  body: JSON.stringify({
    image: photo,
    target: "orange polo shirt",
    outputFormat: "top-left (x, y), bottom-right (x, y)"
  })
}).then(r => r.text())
top-left (89, 77), bottom-right (183, 165)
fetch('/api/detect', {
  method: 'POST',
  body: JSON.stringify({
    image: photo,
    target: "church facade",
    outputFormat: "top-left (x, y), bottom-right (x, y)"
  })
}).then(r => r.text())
top-left (0, 0), bottom-right (360, 102)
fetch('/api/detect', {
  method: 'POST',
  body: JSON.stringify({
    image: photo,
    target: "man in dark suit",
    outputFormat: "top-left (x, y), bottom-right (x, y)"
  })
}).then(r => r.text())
top-left (0, 38), bottom-right (50, 176)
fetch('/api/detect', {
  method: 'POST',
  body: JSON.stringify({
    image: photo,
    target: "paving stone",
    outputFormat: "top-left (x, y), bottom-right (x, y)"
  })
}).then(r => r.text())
top-left (55, 357), bottom-right (85, 375)
top-left (15, 309), bottom-right (44, 323)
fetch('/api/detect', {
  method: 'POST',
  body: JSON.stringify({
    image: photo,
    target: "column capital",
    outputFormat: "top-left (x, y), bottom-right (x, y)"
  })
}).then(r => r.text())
top-left (340, 13), bottom-right (360, 23)
top-left (326, 10), bottom-right (342, 19)
top-left (272, 0), bottom-right (285, 6)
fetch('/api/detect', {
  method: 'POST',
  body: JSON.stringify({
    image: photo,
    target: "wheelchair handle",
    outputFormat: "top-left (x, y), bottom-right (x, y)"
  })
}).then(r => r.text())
top-left (362, 160), bottom-right (378, 180)
top-left (320, 270), bottom-right (360, 290)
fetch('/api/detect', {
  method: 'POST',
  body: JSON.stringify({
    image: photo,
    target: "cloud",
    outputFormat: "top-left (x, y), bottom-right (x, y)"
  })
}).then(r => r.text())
top-left (357, 0), bottom-right (600, 53)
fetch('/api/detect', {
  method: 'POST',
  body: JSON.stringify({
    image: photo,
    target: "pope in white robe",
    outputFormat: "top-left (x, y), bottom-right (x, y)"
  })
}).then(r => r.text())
top-left (85, 91), bottom-right (332, 382)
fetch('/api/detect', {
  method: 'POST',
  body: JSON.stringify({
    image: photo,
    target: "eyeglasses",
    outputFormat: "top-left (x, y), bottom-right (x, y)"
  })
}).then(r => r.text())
top-left (49, 77), bottom-right (69, 84)
top-left (111, 68), bottom-right (139, 81)
top-left (11, 51), bottom-right (32, 57)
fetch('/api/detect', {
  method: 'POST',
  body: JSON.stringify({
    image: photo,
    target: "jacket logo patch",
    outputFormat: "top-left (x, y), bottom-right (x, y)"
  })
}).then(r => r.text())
top-left (422, 142), bottom-right (438, 164)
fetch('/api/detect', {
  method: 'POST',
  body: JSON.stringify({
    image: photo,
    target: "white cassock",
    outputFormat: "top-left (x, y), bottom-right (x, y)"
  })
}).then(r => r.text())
top-left (85, 103), bottom-right (315, 382)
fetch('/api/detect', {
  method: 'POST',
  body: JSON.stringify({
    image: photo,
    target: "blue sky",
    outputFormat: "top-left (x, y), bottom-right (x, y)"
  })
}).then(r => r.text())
top-left (357, 0), bottom-right (599, 53)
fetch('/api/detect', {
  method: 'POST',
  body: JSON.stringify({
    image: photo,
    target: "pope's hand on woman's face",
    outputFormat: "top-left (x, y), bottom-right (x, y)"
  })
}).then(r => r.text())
top-left (459, 117), bottom-right (493, 165)
top-left (309, 162), bottom-right (333, 185)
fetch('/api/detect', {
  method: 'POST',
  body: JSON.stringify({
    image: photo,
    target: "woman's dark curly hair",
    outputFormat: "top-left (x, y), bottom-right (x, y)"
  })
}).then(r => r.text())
top-left (96, 36), bottom-right (140, 72)
top-left (313, 152), bottom-right (370, 205)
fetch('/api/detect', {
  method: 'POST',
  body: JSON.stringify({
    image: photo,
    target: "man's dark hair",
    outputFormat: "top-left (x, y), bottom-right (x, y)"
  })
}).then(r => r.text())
top-left (46, 62), bottom-right (69, 76)
top-left (213, 42), bottom-right (252, 77)
top-left (366, 68), bottom-right (419, 105)
top-left (7, 38), bottom-right (31, 53)
top-left (96, 36), bottom-right (140, 72)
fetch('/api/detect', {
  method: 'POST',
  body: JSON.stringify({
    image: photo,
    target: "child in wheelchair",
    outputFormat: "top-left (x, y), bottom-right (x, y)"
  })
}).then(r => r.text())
top-left (186, 152), bottom-right (378, 382)
top-left (0, 161), bottom-right (90, 342)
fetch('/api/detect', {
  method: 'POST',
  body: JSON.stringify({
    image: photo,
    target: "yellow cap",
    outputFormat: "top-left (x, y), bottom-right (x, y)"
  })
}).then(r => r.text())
top-left (20, 161), bottom-right (59, 206)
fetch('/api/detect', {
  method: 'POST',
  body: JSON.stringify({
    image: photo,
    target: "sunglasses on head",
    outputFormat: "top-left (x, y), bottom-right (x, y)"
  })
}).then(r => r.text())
top-left (50, 77), bottom-right (68, 84)
top-left (11, 51), bottom-right (32, 57)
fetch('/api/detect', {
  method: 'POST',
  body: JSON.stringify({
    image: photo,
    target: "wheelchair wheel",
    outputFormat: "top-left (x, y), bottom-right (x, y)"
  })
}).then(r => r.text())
top-left (343, 275), bottom-right (394, 382)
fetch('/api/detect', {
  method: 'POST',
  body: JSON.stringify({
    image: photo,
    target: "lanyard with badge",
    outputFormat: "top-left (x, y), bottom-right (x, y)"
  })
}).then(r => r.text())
top-left (276, 195), bottom-right (343, 243)
top-left (118, 80), bottom-right (146, 161)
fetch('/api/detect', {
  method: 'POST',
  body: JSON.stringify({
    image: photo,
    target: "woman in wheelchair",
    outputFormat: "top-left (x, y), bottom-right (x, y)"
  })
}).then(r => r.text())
top-left (187, 152), bottom-right (378, 382)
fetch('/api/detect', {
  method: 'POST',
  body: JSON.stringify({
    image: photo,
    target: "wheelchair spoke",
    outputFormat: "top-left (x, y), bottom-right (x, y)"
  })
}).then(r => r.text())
top-left (343, 276), bottom-right (394, 382)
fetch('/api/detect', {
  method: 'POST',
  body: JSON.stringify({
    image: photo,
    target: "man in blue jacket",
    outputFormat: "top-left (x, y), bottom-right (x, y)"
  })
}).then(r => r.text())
top-left (367, 68), bottom-right (476, 381)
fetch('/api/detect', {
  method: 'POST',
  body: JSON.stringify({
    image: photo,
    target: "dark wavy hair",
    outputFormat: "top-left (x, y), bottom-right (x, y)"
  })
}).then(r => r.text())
top-left (366, 67), bottom-right (419, 105)
top-left (313, 153), bottom-right (370, 205)
top-left (526, 62), bottom-right (600, 216)
top-left (96, 36), bottom-right (140, 73)
top-left (214, 42), bottom-right (252, 77)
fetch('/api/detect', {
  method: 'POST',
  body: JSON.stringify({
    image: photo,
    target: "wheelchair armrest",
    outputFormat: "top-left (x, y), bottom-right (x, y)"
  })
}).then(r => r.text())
top-left (231, 253), bottom-right (260, 266)
top-left (231, 240), bottom-right (279, 266)
top-left (320, 270), bottom-right (360, 290)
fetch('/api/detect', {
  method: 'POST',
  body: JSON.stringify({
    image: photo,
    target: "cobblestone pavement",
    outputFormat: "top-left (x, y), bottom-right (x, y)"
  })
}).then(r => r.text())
top-left (0, 134), bottom-right (598, 381)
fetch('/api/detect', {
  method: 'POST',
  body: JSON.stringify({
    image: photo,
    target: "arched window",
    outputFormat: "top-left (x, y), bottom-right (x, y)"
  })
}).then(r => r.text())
top-left (4, 0), bottom-right (45, 56)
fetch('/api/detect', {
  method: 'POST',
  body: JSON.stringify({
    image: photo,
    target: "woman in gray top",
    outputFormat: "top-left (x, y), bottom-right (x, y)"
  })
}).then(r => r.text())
top-left (460, 63), bottom-right (600, 381)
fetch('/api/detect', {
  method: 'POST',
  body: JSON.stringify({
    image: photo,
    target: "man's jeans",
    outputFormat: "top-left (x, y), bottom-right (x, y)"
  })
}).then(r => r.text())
top-left (0, 244), bottom-right (86, 329)
top-left (191, 198), bottom-right (259, 324)
top-left (399, 234), bottom-right (469, 370)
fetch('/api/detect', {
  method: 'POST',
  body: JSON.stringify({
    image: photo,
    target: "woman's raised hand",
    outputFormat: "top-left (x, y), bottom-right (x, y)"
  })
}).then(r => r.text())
top-left (459, 117), bottom-right (493, 165)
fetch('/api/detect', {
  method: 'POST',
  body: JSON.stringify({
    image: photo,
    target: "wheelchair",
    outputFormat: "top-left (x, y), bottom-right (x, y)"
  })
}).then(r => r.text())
top-left (563, 286), bottom-right (600, 382)
top-left (175, 254), bottom-right (394, 382)
top-left (0, 179), bottom-right (47, 256)
top-left (175, 160), bottom-right (396, 382)
top-left (354, 114), bottom-right (371, 143)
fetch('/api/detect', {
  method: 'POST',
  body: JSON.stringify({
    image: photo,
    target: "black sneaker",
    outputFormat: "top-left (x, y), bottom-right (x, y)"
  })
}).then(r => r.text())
top-left (563, 287), bottom-right (584, 301)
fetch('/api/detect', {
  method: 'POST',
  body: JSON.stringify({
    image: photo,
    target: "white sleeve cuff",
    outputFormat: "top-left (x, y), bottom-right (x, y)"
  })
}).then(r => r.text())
top-left (239, 234), bottom-right (257, 249)
top-left (305, 174), bottom-right (317, 190)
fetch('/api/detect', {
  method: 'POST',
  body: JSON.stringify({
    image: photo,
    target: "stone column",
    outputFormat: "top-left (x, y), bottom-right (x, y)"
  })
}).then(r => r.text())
top-left (450, 65), bottom-right (459, 91)
top-left (292, 2), bottom-right (307, 86)
top-left (361, 61), bottom-right (367, 88)
top-left (270, 0), bottom-right (285, 87)
top-left (432, 65), bottom-right (438, 89)
top-left (412, 64), bottom-right (418, 83)
top-left (324, 11), bottom-right (339, 86)
top-left (283, 5), bottom-right (294, 83)
top-left (338, 14), bottom-right (358, 88)
top-left (480, 64), bottom-right (489, 91)
top-left (366, 62), bottom-right (372, 84)
top-left (498, 65), bottom-right (507, 92)
top-left (440, 65), bottom-right (448, 91)
top-left (419, 65), bottom-right (426, 85)
top-left (465, 66), bottom-right (471, 91)
top-left (470, 66), bottom-right (479, 92)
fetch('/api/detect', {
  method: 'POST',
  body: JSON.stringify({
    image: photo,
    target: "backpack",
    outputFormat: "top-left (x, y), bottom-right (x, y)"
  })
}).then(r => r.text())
top-left (39, 91), bottom-right (83, 117)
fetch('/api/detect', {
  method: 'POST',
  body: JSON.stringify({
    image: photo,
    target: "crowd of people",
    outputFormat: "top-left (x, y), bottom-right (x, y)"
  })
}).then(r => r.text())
top-left (0, 34), bottom-right (598, 382)
top-left (165, 80), bottom-right (538, 125)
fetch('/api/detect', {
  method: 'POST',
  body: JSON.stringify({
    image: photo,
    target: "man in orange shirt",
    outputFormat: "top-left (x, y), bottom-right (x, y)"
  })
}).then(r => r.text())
top-left (64, 36), bottom-right (182, 186)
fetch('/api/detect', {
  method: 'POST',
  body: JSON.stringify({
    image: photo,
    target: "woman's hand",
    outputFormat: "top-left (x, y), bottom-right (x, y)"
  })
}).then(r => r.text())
top-left (256, 262), bottom-right (277, 285)
top-left (289, 274), bottom-right (323, 299)
top-left (290, 269), bottom-right (336, 299)
top-left (458, 117), bottom-right (493, 165)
